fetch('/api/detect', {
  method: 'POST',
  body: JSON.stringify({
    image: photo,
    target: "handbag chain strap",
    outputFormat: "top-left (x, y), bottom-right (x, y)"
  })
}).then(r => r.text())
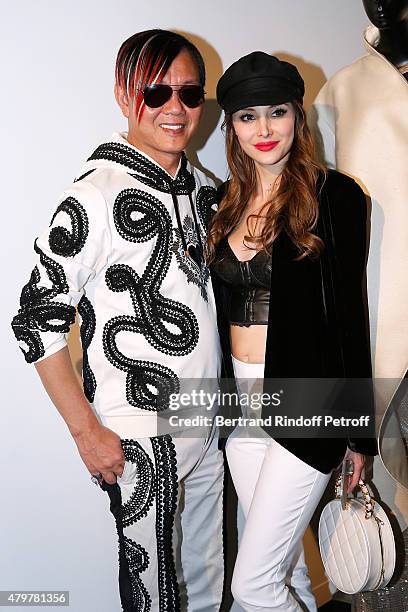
top-left (335, 476), bottom-right (376, 519)
top-left (371, 515), bottom-right (386, 590)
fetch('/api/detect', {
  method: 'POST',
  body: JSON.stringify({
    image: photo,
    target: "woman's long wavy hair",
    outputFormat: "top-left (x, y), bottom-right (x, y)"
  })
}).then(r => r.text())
top-left (207, 100), bottom-right (326, 262)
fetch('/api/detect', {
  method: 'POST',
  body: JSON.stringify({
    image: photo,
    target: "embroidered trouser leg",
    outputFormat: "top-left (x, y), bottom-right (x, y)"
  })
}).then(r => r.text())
top-left (226, 435), bottom-right (331, 611)
top-left (103, 427), bottom-right (223, 612)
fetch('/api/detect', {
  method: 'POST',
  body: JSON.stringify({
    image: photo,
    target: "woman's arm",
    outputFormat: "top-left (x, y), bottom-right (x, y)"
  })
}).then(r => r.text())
top-left (330, 174), bottom-right (378, 458)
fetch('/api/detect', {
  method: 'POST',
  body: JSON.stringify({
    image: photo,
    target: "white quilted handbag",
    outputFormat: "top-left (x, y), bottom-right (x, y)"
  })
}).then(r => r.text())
top-left (318, 477), bottom-right (396, 594)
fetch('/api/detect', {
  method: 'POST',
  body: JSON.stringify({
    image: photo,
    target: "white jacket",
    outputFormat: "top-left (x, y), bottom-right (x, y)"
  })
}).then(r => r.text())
top-left (310, 26), bottom-right (408, 383)
top-left (309, 26), bottom-right (408, 526)
top-left (12, 132), bottom-right (221, 438)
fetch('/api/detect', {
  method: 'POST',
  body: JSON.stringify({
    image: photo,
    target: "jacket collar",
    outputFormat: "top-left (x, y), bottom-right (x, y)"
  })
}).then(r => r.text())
top-left (364, 25), bottom-right (408, 89)
top-left (86, 132), bottom-right (196, 195)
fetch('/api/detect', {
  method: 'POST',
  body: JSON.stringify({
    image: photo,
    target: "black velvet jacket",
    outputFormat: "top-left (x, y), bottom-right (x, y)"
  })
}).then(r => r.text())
top-left (211, 170), bottom-right (378, 474)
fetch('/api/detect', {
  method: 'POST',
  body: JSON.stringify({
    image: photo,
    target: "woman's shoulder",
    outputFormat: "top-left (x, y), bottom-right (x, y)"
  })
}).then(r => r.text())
top-left (318, 169), bottom-right (367, 218)
top-left (320, 169), bottom-right (366, 199)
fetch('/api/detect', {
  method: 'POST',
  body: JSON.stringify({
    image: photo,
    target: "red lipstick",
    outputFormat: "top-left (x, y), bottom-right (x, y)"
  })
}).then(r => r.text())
top-left (254, 141), bottom-right (279, 152)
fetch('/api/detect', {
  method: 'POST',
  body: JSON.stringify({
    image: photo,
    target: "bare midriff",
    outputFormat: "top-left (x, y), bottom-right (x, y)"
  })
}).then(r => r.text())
top-left (230, 324), bottom-right (268, 364)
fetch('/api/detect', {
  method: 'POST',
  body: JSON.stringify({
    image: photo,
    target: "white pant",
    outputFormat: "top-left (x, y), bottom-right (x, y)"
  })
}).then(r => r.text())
top-left (227, 356), bottom-right (332, 611)
top-left (103, 424), bottom-right (224, 611)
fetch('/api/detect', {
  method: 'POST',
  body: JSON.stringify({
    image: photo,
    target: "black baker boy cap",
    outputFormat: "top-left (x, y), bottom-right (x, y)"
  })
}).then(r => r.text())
top-left (216, 51), bottom-right (305, 114)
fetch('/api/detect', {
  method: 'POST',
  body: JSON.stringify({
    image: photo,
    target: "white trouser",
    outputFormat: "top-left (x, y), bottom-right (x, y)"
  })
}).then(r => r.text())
top-left (103, 424), bottom-right (224, 612)
top-left (228, 356), bottom-right (332, 611)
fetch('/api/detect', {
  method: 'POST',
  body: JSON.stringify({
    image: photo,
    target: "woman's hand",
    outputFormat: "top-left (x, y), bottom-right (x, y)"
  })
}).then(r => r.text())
top-left (342, 448), bottom-right (365, 494)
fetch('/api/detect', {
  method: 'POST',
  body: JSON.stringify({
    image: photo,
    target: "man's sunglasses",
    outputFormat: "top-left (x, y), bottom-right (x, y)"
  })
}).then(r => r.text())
top-left (142, 84), bottom-right (205, 109)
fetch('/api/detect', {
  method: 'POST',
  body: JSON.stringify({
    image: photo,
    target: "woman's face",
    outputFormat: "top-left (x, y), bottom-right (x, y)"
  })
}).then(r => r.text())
top-left (232, 103), bottom-right (296, 171)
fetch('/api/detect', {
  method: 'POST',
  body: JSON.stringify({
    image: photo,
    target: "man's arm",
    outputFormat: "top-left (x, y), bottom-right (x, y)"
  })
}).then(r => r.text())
top-left (35, 347), bottom-right (124, 484)
top-left (12, 180), bottom-right (124, 483)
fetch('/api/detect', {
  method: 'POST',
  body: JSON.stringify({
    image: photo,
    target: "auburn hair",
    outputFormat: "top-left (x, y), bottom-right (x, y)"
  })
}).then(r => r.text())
top-left (207, 100), bottom-right (326, 262)
top-left (115, 29), bottom-right (205, 123)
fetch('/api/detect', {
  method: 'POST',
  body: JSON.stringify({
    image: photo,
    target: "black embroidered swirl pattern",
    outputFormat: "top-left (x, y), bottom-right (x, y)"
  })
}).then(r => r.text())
top-left (11, 323), bottom-right (45, 365)
top-left (152, 435), bottom-right (180, 612)
top-left (77, 296), bottom-right (96, 402)
top-left (102, 455), bottom-right (153, 612)
top-left (48, 196), bottom-right (89, 257)
top-left (103, 326), bottom-right (179, 411)
top-left (196, 185), bottom-right (218, 231)
top-left (121, 440), bottom-right (155, 529)
top-left (103, 189), bottom-right (199, 411)
top-left (118, 439), bottom-right (156, 611)
top-left (27, 240), bottom-right (69, 297)
top-left (123, 537), bottom-right (152, 612)
top-left (11, 240), bottom-right (76, 363)
top-left (106, 437), bottom-right (178, 610)
top-left (105, 264), bottom-right (198, 354)
top-left (87, 141), bottom-right (196, 195)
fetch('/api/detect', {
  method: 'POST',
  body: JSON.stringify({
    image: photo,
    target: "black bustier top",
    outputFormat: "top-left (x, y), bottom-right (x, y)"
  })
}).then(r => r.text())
top-left (212, 237), bottom-right (272, 327)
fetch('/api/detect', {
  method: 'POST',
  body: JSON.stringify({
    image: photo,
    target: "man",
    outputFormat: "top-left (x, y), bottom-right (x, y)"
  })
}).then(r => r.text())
top-left (12, 29), bottom-right (223, 611)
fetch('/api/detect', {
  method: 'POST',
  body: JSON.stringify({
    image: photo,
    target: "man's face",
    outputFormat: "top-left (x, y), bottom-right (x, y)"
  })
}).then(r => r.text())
top-left (116, 48), bottom-right (203, 174)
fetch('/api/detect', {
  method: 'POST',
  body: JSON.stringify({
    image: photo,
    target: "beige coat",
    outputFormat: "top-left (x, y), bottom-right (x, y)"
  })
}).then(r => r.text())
top-left (309, 25), bottom-right (408, 528)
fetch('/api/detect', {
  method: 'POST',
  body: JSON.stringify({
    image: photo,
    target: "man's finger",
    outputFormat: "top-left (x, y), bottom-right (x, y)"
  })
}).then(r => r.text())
top-left (115, 463), bottom-right (125, 477)
top-left (102, 471), bottom-right (117, 485)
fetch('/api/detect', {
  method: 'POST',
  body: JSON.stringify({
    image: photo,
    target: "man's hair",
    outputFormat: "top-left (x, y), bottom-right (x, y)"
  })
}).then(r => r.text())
top-left (115, 29), bottom-right (205, 121)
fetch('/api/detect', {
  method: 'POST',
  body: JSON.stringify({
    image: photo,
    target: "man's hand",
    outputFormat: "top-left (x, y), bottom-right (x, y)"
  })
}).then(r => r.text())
top-left (73, 424), bottom-right (125, 485)
top-left (34, 348), bottom-right (125, 485)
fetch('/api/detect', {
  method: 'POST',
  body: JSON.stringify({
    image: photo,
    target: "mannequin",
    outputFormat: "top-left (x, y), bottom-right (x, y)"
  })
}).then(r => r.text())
top-left (309, 3), bottom-right (408, 608)
top-left (362, 0), bottom-right (408, 71)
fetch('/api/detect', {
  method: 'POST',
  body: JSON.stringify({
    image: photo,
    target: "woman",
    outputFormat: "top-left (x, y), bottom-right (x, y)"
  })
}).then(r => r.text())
top-left (208, 52), bottom-right (378, 611)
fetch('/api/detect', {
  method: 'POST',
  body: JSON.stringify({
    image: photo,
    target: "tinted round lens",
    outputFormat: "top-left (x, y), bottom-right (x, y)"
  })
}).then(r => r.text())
top-left (179, 86), bottom-right (204, 108)
top-left (143, 85), bottom-right (172, 108)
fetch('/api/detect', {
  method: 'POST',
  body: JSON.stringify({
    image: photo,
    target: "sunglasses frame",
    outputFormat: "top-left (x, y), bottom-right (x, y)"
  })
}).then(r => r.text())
top-left (141, 83), bottom-right (206, 109)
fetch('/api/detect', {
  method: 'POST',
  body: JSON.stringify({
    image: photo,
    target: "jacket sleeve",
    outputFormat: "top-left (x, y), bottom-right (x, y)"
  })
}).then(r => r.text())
top-left (332, 177), bottom-right (378, 456)
top-left (11, 179), bottom-right (111, 364)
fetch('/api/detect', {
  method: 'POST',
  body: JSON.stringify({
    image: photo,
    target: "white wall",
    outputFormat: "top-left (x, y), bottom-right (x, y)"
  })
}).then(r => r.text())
top-left (1, 2), bottom-right (370, 610)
